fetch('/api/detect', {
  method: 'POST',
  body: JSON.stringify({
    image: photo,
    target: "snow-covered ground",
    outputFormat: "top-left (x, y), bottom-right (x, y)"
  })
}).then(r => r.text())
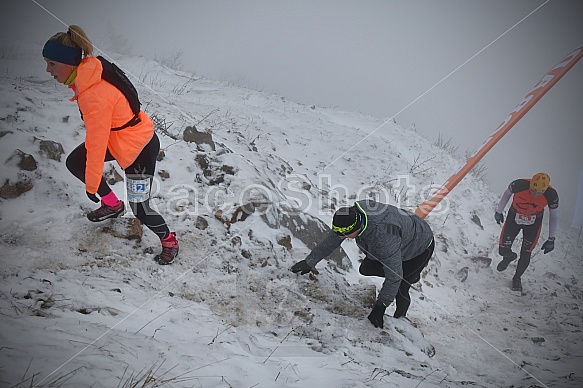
top-left (0, 43), bottom-right (581, 387)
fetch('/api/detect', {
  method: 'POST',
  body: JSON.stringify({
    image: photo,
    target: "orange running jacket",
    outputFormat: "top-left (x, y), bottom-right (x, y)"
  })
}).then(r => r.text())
top-left (69, 56), bottom-right (154, 194)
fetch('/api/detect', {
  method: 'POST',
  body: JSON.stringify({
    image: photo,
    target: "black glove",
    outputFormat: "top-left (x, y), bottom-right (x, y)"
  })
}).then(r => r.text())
top-left (367, 301), bottom-right (387, 329)
top-left (86, 191), bottom-right (100, 203)
top-left (290, 260), bottom-right (317, 275)
top-left (541, 239), bottom-right (555, 254)
top-left (494, 212), bottom-right (504, 225)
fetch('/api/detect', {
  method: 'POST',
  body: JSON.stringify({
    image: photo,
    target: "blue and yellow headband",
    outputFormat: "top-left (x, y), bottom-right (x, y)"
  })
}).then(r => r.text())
top-left (42, 40), bottom-right (82, 66)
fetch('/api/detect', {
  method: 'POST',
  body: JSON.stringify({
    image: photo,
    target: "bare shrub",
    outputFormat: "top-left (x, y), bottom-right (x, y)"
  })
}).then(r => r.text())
top-left (155, 48), bottom-right (184, 71)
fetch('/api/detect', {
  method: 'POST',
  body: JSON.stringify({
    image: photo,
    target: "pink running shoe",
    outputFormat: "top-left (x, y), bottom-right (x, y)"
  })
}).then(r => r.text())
top-left (155, 232), bottom-right (179, 265)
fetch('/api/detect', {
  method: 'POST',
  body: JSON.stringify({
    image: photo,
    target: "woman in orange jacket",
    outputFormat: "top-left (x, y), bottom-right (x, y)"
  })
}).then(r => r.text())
top-left (42, 25), bottom-right (178, 264)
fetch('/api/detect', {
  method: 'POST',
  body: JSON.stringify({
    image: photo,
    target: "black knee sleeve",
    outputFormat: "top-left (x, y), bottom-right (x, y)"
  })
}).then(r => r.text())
top-left (359, 258), bottom-right (385, 277)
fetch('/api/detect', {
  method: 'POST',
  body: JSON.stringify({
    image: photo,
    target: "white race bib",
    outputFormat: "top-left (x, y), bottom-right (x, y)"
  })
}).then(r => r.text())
top-left (515, 213), bottom-right (536, 225)
top-left (127, 177), bottom-right (150, 203)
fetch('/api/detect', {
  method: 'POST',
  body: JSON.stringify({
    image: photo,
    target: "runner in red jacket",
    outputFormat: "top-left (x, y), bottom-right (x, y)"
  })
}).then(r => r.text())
top-left (42, 25), bottom-right (178, 264)
top-left (494, 173), bottom-right (559, 291)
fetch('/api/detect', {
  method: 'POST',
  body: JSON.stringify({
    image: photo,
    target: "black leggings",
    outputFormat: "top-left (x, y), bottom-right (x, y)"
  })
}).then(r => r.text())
top-left (65, 133), bottom-right (170, 240)
top-left (499, 208), bottom-right (543, 278)
top-left (359, 239), bottom-right (435, 318)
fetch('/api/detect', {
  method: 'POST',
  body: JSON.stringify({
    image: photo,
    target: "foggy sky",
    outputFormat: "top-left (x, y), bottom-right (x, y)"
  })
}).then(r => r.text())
top-left (3, 0), bottom-right (582, 228)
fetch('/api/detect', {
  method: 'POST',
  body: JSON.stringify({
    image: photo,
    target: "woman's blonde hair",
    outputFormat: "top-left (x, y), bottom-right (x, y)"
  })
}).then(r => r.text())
top-left (48, 25), bottom-right (93, 57)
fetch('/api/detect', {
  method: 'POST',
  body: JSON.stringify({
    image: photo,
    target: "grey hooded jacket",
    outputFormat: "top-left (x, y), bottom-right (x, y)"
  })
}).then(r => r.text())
top-left (305, 199), bottom-right (433, 305)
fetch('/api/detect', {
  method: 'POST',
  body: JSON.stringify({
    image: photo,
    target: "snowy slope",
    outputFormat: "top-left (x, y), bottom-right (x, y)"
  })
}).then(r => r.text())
top-left (0, 44), bottom-right (582, 388)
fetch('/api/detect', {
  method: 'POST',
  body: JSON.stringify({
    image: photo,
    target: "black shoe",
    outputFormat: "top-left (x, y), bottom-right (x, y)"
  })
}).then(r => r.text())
top-left (497, 252), bottom-right (517, 272)
top-left (511, 277), bottom-right (522, 292)
top-left (87, 201), bottom-right (125, 222)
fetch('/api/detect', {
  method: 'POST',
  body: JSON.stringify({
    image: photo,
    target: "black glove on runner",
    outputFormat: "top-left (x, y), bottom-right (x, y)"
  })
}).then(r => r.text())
top-left (86, 191), bottom-right (100, 203)
top-left (290, 260), bottom-right (316, 275)
top-left (368, 301), bottom-right (387, 329)
top-left (541, 239), bottom-right (555, 254)
top-left (494, 212), bottom-right (504, 225)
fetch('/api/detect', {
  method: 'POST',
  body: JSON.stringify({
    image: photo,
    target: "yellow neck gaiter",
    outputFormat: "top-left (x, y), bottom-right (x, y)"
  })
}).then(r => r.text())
top-left (64, 68), bottom-right (77, 85)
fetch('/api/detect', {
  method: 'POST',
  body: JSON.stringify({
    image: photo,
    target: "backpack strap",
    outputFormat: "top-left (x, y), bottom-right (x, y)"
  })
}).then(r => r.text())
top-left (96, 55), bottom-right (142, 131)
top-left (111, 114), bottom-right (141, 131)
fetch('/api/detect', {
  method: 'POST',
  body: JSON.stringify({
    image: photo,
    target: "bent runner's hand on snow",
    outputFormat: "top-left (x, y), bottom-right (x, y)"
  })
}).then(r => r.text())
top-left (290, 260), bottom-right (318, 275)
top-left (367, 301), bottom-right (387, 329)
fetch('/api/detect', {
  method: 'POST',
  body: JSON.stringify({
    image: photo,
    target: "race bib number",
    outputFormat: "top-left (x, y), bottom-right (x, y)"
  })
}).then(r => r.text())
top-left (127, 177), bottom-right (150, 203)
top-left (515, 213), bottom-right (536, 225)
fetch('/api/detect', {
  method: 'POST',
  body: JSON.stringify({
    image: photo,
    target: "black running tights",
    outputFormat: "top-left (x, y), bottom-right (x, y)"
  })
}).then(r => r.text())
top-left (359, 240), bottom-right (435, 318)
top-left (65, 133), bottom-right (170, 240)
